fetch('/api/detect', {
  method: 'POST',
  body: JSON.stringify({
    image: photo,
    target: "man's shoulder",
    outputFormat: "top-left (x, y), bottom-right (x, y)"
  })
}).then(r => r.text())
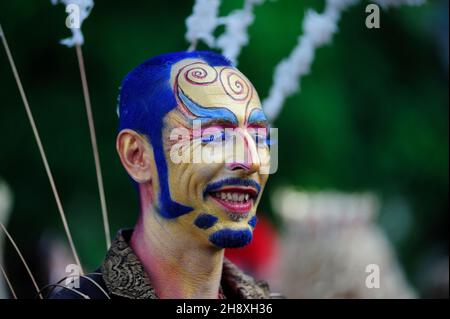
top-left (221, 259), bottom-right (272, 299)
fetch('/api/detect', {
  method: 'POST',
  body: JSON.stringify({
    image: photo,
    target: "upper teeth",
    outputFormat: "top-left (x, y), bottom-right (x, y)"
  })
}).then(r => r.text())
top-left (214, 191), bottom-right (251, 203)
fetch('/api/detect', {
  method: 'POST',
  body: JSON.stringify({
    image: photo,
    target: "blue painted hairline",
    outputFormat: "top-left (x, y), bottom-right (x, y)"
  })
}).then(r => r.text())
top-left (118, 51), bottom-right (233, 219)
top-left (194, 213), bottom-right (219, 229)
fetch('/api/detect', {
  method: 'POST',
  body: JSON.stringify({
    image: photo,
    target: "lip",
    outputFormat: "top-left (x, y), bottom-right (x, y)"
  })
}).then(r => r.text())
top-left (211, 196), bottom-right (253, 214)
top-left (207, 186), bottom-right (257, 214)
top-left (212, 186), bottom-right (259, 198)
top-left (204, 178), bottom-right (261, 196)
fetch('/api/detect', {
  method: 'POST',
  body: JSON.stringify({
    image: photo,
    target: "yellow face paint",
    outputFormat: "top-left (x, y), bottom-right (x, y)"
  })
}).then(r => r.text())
top-left (158, 59), bottom-right (269, 247)
top-left (153, 58), bottom-right (271, 248)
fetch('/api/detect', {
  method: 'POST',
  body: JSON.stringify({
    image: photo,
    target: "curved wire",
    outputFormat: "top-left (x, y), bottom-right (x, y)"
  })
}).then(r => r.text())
top-left (0, 262), bottom-right (17, 299)
top-left (0, 223), bottom-right (42, 299)
top-left (38, 283), bottom-right (90, 299)
top-left (44, 273), bottom-right (110, 299)
top-left (46, 272), bottom-right (100, 296)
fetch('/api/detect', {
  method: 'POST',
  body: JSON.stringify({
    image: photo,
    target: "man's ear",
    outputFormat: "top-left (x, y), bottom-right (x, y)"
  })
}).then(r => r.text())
top-left (116, 129), bottom-right (153, 183)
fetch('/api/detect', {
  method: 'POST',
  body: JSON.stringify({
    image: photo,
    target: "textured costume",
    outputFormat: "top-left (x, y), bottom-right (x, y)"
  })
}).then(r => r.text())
top-left (48, 230), bottom-right (271, 299)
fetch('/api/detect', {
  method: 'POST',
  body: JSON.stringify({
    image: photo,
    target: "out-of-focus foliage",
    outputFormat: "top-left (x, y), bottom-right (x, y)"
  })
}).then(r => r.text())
top-left (0, 0), bottom-right (447, 297)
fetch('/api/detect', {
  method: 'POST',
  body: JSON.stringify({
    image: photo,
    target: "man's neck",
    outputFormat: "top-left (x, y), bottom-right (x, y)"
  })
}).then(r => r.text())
top-left (130, 191), bottom-right (224, 299)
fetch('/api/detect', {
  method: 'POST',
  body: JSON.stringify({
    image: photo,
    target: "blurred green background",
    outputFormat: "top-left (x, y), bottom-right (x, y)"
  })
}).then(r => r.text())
top-left (0, 0), bottom-right (448, 298)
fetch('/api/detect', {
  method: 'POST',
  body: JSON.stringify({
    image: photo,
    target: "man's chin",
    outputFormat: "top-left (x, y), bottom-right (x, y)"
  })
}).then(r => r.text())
top-left (225, 211), bottom-right (250, 222)
top-left (208, 228), bottom-right (253, 248)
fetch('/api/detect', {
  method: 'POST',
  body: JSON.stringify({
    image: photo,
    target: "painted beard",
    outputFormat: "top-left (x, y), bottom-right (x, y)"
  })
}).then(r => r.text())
top-left (209, 227), bottom-right (255, 248)
top-left (193, 213), bottom-right (258, 248)
top-left (190, 177), bottom-right (261, 248)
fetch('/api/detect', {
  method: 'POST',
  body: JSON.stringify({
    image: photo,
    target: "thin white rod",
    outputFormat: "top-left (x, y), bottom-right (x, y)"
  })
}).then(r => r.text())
top-left (0, 22), bottom-right (83, 273)
top-left (75, 43), bottom-right (111, 249)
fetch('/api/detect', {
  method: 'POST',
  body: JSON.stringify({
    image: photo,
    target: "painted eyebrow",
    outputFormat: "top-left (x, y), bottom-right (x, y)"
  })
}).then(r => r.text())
top-left (177, 87), bottom-right (239, 125)
top-left (247, 108), bottom-right (268, 127)
top-left (201, 118), bottom-right (237, 128)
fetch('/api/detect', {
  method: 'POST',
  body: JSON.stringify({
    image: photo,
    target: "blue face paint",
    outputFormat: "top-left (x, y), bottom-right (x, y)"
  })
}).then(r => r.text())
top-left (248, 215), bottom-right (258, 228)
top-left (201, 130), bottom-right (227, 143)
top-left (177, 87), bottom-right (238, 125)
top-left (209, 228), bottom-right (253, 248)
top-left (247, 108), bottom-right (268, 125)
top-left (247, 108), bottom-right (273, 147)
top-left (194, 214), bottom-right (219, 229)
top-left (118, 51), bottom-right (233, 219)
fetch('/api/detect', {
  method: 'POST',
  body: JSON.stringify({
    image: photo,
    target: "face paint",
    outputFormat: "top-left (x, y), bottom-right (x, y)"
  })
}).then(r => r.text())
top-left (118, 52), bottom-right (270, 249)
top-left (194, 214), bottom-right (219, 229)
top-left (157, 59), bottom-right (270, 248)
top-left (118, 52), bottom-right (234, 220)
top-left (209, 229), bottom-right (253, 248)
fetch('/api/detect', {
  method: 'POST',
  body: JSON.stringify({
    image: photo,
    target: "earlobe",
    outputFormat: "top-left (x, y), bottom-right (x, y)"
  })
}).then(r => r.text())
top-left (116, 129), bottom-right (153, 183)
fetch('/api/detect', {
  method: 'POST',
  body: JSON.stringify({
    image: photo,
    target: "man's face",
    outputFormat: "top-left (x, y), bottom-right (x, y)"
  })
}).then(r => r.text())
top-left (154, 59), bottom-right (270, 248)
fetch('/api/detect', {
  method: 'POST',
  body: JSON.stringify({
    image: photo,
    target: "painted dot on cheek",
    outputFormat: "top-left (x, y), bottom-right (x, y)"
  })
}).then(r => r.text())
top-left (194, 213), bottom-right (219, 229)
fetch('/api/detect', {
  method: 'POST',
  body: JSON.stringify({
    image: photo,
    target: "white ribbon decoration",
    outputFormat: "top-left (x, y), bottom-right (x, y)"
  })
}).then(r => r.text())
top-left (51, 0), bottom-right (94, 47)
top-left (263, 0), bottom-right (425, 122)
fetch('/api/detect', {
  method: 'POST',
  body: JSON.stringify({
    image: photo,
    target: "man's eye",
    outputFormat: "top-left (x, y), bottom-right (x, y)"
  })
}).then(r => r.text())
top-left (201, 131), bottom-right (226, 143)
top-left (251, 130), bottom-right (269, 146)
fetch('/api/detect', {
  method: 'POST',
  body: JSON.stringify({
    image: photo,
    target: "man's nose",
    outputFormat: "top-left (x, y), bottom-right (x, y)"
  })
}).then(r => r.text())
top-left (226, 132), bottom-right (261, 174)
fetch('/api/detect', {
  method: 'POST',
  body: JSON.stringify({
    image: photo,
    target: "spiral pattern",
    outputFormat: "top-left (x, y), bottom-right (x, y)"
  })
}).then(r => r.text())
top-left (219, 68), bottom-right (252, 102)
top-left (182, 62), bottom-right (218, 85)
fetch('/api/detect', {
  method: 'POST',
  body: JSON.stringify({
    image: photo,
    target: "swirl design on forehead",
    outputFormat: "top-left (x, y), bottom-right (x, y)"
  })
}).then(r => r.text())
top-left (219, 67), bottom-right (252, 102)
top-left (182, 62), bottom-right (218, 86)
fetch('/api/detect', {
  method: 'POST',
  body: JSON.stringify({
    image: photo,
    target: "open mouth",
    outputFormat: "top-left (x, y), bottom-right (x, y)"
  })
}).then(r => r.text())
top-left (207, 187), bottom-right (258, 214)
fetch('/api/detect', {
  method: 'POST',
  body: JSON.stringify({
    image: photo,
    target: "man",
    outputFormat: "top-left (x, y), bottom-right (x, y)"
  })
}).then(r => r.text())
top-left (49, 50), bottom-right (273, 299)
